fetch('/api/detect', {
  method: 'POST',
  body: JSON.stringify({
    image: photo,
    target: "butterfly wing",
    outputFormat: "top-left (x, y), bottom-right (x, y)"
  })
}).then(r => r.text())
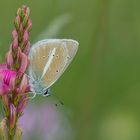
top-left (29, 40), bottom-right (51, 81)
top-left (29, 39), bottom-right (79, 90)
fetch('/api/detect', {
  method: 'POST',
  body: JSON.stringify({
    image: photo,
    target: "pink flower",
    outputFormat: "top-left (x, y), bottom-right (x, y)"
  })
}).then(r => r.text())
top-left (0, 64), bottom-right (30, 96)
top-left (0, 70), bottom-right (16, 89)
top-left (0, 82), bottom-right (10, 95)
top-left (0, 68), bottom-right (16, 95)
top-left (0, 64), bottom-right (17, 95)
top-left (0, 5), bottom-right (32, 139)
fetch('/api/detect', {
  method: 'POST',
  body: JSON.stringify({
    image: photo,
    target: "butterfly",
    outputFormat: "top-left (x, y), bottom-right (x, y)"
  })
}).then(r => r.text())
top-left (28, 39), bottom-right (79, 97)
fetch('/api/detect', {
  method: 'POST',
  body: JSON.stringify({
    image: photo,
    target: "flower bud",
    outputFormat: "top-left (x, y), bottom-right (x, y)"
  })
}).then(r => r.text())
top-left (19, 24), bottom-right (23, 34)
top-left (17, 8), bottom-right (22, 16)
top-left (25, 7), bottom-right (30, 17)
top-left (2, 95), bottom-right (9, 114)
top-left (23, 30), bottom-right (29, 44)
top-left (26, 19), bottom-right (32, 31)
top-left (23, 42), bottom-right (31, 55)
top-left (10, 104), bottom-right (16, 129)
top-left (8, 72), bottom-right (16, 90)
top-left (17, 96), bottom-right (28, 114)
top-left (12, 29), bottom-right (18, 39)
top-left (17, 51), bottom-right (28, 77)
top-left (25, 85), bottom-right (31, 93)
top-left (12, 38), bottom-right (19, 51)
top-left (14, 16), bottom-right (21, 30)
top-left (17, 74), bottom-right (28, 95)
top-left (23, 14), bottom-right (29, 28)
top-left (6, 48), bottom-right (14, 68)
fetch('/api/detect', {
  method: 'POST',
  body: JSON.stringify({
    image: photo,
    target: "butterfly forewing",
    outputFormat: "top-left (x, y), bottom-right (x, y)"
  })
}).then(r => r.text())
top-left (29, 44), bottom-right (51, 80)
top-left (41, 43), bottom-right (68, 88)
top-left (64, 40), bottom-right (78, 59)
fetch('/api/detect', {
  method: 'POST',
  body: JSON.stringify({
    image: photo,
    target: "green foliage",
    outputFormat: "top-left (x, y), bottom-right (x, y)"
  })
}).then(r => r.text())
top-left (0, 0), bottom-right (140, 140)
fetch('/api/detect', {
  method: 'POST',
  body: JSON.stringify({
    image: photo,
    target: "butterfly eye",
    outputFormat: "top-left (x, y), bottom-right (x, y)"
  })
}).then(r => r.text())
top-left (56, 70), bottom-right (59, 73)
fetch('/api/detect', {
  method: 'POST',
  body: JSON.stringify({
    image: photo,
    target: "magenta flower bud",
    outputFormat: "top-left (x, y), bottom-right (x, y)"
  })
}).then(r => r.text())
top-left (0, 82), bottom-right (10, 95)
top-left (26, 19), bottom-right (32, 31)
top-left (16, 47), bottom-right (21, 61)
top-left (12, 30), bottom-right (18, 39)
top-left (12, 38), bottom-right (18, 50)
top-left (17, 74), bottom-right (28, 95)
top-left (22, 5), bottom-right (30, 16)
top-left (19, 24), bottom-right (23, 33)
top-left (10, 104), bottom-right (16, 129)
top-left (22, 5), bottom-right (30, 18)
top-left (23, 42), bottom-right (31, 55)
top-left (6, 48), bottom-right (14, 68)
top-left (8, 72), bottom-right (16, 90)
top-left (18, 51), bottom-right (28, 77)
top-left (17, 97), bottom-right (28, 114)
top-left (25, 85), bottom-right (31, 93)
top-left (14, 16), bottom-right (21, 30)
top-left (23, 30), bottom-right (29, 44)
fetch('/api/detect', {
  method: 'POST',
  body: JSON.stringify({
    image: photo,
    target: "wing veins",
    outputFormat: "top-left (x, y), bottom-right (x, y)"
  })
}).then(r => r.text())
top-left (41, 48), bottom-right (56, 79)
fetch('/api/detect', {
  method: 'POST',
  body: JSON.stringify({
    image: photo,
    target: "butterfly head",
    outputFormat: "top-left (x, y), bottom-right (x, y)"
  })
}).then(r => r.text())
top-left (30, 79), bottom-right (47, 95)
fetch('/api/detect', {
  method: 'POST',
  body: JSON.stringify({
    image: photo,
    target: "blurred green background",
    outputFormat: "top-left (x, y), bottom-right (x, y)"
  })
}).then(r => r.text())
top-left (1, 0), bottom-right (140, 140)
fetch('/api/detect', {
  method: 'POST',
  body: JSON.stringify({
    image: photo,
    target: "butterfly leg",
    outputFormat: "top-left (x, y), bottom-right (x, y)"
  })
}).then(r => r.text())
top-left (26, 92), bottom-right (37, 99)
top-left (25, 73), bottom-right (31, 79)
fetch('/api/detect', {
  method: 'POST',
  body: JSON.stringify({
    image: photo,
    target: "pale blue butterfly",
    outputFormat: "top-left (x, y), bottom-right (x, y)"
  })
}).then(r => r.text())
top-left (28, 39), bottom-right (79, 97)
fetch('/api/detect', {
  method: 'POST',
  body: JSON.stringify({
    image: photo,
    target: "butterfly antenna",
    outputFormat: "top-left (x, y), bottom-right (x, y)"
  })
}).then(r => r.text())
top-left (53, 94), bottom-right (64, 106)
